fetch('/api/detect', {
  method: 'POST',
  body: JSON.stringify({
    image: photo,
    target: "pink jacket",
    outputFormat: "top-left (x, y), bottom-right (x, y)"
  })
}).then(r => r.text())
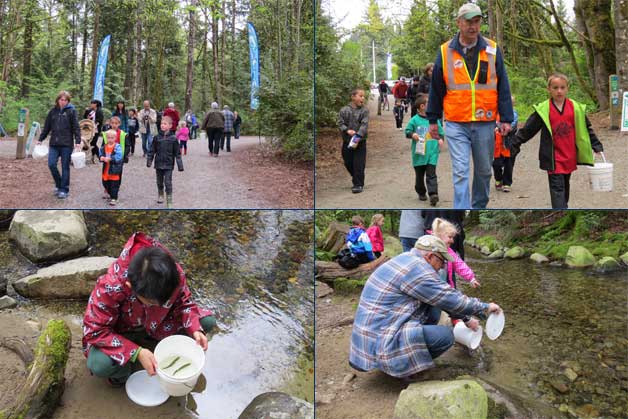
top-left (447, 247), bottom-right (475, 288)
top-left (366, 225), bottom-right (384, 253)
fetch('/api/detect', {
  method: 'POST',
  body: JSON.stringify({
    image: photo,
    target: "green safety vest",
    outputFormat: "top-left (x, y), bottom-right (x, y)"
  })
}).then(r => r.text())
top-left (102, 130), bottom-right (127, 157)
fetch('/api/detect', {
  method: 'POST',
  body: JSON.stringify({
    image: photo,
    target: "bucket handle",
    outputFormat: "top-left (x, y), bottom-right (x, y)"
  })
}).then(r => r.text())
top-left (598, 152), bottom-right (607, 163)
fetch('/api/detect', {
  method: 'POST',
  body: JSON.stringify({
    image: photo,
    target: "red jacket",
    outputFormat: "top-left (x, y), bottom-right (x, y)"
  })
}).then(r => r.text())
top-left (392, 81), bottom-right (408, 99)
top-left (163, 108), bottom-right (180, 130)
top-left (366, 225), bottom-right (384, 253)
top-left (81, 232), bottom-right (212, 365)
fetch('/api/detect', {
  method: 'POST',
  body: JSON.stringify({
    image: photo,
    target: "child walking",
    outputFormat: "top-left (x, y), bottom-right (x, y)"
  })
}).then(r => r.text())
top-left (346, 215), bottom-right (375, 264)
top-left (147, 115), bottom-right (183, 208)
top-left (366, 214), bottom-right (385, 258)
top-left (338, 88), bottom-right (369, 194)
top-left (127, 109), bottom-right (139, 157)
top-left (511, 73), bottom-right (603, 208)
top-left (175, 121), bottom-right (190, 155)
top-left (99, 130), bottom-right (124, 206)
top-left (404, 94), bottom-right (444, 206)
top-left (393, 99), bottom-right (405, 130)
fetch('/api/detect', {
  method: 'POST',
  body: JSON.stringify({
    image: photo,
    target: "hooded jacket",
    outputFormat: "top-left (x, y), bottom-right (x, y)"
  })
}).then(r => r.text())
top-left (39, 103), bottom-right (81, 147)
top-left (82, 232), bottom-right (212, 365)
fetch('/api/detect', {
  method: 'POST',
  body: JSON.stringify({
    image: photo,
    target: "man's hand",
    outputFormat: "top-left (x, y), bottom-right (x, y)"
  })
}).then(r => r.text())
top-left (347, 129), bottom-right (356, 136)
top-left (137, 348), bottom-right (158, 376)
top-left (465, 317), bottom-right (480, 331)
top-left (499, 122), bottom-right (512, 136)
top-left (36, 141), bottom-right (43, 146)
top-left (193, 330), bottom-right (208, 351)
top-left (429, 123), bottom-right (439, 139)
top-left (487, 303), bottom-right (502, 314)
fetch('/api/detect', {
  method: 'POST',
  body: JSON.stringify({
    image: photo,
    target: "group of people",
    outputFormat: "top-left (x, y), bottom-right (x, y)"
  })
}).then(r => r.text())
top-left (339, 2), bottom-right (604, 209)
top-left (342, 210), bottom-right (498, 379)
top-left (37, 93), bottom-right (243, 207)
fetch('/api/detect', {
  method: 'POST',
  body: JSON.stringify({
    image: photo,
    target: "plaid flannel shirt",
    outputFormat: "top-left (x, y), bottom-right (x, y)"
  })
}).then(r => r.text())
top-left (349, 249), bottom-right (489, 377)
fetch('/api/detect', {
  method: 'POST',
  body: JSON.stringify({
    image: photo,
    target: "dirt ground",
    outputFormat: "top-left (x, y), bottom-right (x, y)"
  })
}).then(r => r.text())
top-left (316, 91), bottom-right (628, 209)
top-left (0, 135), bottom-right (313, 209)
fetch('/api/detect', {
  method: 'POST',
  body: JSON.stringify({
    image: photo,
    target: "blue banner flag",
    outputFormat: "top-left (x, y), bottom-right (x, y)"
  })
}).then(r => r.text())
top-left (93, 35), bottom-right (111, 104)
top-left (247, 23), bottom-right (260, 110)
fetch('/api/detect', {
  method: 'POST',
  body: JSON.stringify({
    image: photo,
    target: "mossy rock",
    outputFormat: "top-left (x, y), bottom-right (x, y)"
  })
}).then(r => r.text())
top-left (487, 249), bottom-right (504, 259)
top-left (594, 257), bottom-right (621, 272)
top-left (620, 252), bottom-right (628, 265)
top-left (504, 246), bottom-right (526, 259)
top-left (481, 246), bottom-right (492, 256)
top-left (465, 236), bottom-right (477, 247)
top-left (565, 246), bottom-right (596, 268)
top-left (394, 379), bottom-right (488, 419)
top-left (475, 236), bottom-right (502, 253)
top-left (530, 253), bottom-right (550, 264)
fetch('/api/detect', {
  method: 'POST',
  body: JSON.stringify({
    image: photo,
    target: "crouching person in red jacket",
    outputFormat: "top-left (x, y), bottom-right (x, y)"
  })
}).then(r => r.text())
top-left (82, 232), bottom-right (216, 387)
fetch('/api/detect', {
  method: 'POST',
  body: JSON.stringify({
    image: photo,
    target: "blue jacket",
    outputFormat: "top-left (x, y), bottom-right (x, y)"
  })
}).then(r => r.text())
top-left (426, 33), bottom-right (514, 124)
top-left (346, 227), bottom-right (375, 261)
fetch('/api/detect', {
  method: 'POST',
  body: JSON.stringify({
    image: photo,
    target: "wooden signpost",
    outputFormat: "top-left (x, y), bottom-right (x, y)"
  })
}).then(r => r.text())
top-left (609, 75), bottom-right (620, 130)
top-left (16, 108), bottom-right (29, 159)
top-left (621, 91), bottom-right (628, 133)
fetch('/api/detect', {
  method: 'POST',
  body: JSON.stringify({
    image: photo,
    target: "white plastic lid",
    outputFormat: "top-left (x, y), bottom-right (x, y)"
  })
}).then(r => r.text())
top-left (485, 311), bottom-right (505, 340)
top-left (125, 370), bottom-right (169, 407)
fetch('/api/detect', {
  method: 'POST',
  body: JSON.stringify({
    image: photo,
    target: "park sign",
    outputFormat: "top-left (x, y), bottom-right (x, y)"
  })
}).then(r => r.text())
top-left (622, 91), bottom-right (628, 132)
top-left (93, 35), bottom-right (111, 104)
top-left (247, 23), bottom-right (260, 110)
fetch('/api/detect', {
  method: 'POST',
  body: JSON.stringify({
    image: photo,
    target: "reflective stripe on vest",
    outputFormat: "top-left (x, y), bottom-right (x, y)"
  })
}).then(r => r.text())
top-left (441, 38), bottom-right (498, 122)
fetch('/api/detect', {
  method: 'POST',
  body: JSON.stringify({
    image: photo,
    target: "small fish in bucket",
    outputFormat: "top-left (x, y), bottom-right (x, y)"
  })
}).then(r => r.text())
top-left (79, 119), bottom-right (96, 162)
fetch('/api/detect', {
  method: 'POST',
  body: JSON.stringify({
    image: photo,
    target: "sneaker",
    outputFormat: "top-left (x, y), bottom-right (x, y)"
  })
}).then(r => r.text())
top-left (418, 194), bottom-right (427, 201)
top-left (106, 377), bottom-right (127, 388)
top-left (109, 199), bottom-right (117, 206)
top-left (157, 194), bottom-right (164, 204)
top-left (429, 194), bottom-right (439, 206)
top-left (351, 185), bottom-right (363, 194)
top-left (102, 194), bottom-right (110, 200)
top-left (495, 181), bottom-right (502, 190)
top-left (53, 188), bottom-right (60, 196)
top-left (502, 185), bottom-right (511, 193)
top-left (57, 191), bottom-right (68, 199)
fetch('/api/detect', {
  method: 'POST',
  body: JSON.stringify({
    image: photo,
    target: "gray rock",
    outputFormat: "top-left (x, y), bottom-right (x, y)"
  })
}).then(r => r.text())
top-left (9, 210), bottom-right (88, 263)
top-left (530, 253), bottom-right (550, 264)
top-left (504, 246), bottom-right (526, 259)
top-left (465, 236), bottom-right (477, 247)
top-left (594, 257), bottom-right (621, 272)
top-left (481, 246), bottom-right (492, 255)
top-left (487, 249), bottom-right (504, 259)
top-left (620, 252), bottom-right (628, 265)
top-left (342, 372), bottom-right (356, 386)
top-left (239, 392), bottom-right (313, 419)
top-left (0, 295), bottom-right (17, 310)
top-left (0, 275), bottom-right (6, 296)
top-left (549, 261), bottom-right (563, 268)
top-left (394, 379), bottom-right (487, 419)
top-left (12, 256), bottom-right (115, 299)
top-left (316, 281), bottom-right (334, 298)
top-left (565, 246), bottom-right (596, 268)
top-left (563, 368), bottom-right (578, 382)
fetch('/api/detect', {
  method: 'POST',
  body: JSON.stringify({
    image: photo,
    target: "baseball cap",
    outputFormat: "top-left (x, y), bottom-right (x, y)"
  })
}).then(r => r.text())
top-left (457, 3), bottom-right (482, 20)
top-left (414, 235), bottom-right (454, 262)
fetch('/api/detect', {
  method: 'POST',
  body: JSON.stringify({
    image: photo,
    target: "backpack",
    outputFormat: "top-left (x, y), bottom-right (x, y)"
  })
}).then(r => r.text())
top-left (336, 248), bottom-right (360, 270)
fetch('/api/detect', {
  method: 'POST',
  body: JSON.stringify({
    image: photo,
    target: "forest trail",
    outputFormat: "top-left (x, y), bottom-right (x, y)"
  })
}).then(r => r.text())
top-left (0, 136), bottom-right (313, 209)
top-left (315, 90), bottom-right (628, 209)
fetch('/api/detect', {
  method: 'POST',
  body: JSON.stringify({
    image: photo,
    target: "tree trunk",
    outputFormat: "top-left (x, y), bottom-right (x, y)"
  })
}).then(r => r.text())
top-left (134, 7), bottom-right (142, 104)
top-left (211, 4), bottom-right (220, 102)
top-left (317, 221), bottom-right (349, 254)
top-left (80, 2), bottom-right (88, 97)
top-left (21, 0), bottom-right (35, 97)
top-left (615, 0), bottom-right (628, 91)
top-left (495, 0), bottom-right (503, 50)
top-left (315, 256), bottom-right (390, 282)
top-left (220, 0), bottom-right (226, 94)
top-left (230, 0), bottom-right (236, 94)
top-left (124, 18), bottom-right (134, 100)
top-left (185, 0), bottom-right (197, 112)
top-left (574, 0), bottom-right (615, 110)
top-left (89, 1), bottom-right (101, 96)
top-left (3, 320), bottom-right (72, 419)
top-left (201, 8), bottom-right (210, 111)
top-left (488, 0), bottom-right (496, 40)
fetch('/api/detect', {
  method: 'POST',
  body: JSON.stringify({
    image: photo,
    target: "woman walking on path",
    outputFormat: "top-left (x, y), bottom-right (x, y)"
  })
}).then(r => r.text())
top-left (233, 111), bottom-right (242, 139)
top-left (112, 101), bottom-right (129, 133)
top-left (37, 91), bottom-right (82, 199)
top-left (202, 102), bottom-right (225, 157)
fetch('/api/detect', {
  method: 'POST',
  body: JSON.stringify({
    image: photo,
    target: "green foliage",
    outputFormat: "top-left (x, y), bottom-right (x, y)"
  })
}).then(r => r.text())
top-left (315, 210), bottom-right (401, 236)
top-left (334, 277), bottom-right (368, 295)
top-left (315, 250), bottom-right (336, 261)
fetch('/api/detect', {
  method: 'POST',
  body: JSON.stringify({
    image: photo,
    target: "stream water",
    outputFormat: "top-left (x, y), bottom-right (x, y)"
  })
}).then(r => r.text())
top-left (0, 210), bottom-right (314, 419)
top-left (463, 247), bottom-right (627, 418)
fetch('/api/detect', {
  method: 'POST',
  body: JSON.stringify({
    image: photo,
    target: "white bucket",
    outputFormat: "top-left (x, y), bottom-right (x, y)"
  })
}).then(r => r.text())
top-left (71, 151), bottom-right (86, 169)
top-left (587, 152), bottom-right (613, 192)
top-left (453, 321), bottom-right (483, 350)
top-left (154, 335), bottom-right (205, 397)
top-left (32, 144), bottom-right (48, 160)
top-left (199, 131), bottom-right (207, 141)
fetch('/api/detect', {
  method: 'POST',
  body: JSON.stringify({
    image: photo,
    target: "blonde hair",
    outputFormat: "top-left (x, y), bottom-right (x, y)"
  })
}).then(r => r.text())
top-left (178, 121), bottom-right (186, 129)
top-left (105, 129), bottom-right (117, 138)
top-left (110, 116), bottom-right (121, 124)
top-left (432, 218), bottom-right (459, 237)
top-left (547, 72), bottom-right (569, 87)
top-left (161, 115), bottom-right (173, 127)
top-left (370, 214), bottom-right (384, 227)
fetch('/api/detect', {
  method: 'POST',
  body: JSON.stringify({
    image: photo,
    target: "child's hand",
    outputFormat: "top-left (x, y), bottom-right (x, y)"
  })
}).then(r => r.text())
top-left (193, 330), bottom-right (208, 351)
top-left (470, 278), bottom-right (481, 288)
top-left (487, 303), bottom-right (502, 314)
top-left (437, 138), bottom-right (444, 150)
top-left (411, 133), bottom-right (419, 141)
top-left (99, 156), bottom-right (105, 162)
top-left (347, 129), bottom-right (356, 136)
top-left (137, 348), bottom-right (158, 376)
top-left (106, 157), bottom-right (111, 162)
top-left (465, 317), bottom-right (480, 331)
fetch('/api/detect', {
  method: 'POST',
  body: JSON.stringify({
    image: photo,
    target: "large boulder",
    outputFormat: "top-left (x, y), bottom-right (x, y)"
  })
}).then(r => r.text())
top-left (565, 246), bottom-right (596, 268)
top-left (487, 249), bottom-right (504, 259)
top-left (9, 210), bottom-right (88, 263)
top-left (394, 379), bottom-right (488, 419)
top-left (0, 274), bottom-right (6, 296)
top-left (504, 246), bottom-right (526, 259)
top-left (12, 256), bottom-right (115, 299)
top-left (530, 253), bottom-right (550, 264)
top-left (620, 252), bottom-right (628, 265)
top-left (238, 392), bottom-right (313, 419)
top-left (594, 257), bottom-right (621, 273)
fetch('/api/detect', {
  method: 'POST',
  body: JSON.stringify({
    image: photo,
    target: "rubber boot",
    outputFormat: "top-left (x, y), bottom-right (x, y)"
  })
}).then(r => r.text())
top-left (166, 194), bottom-right (173, 209)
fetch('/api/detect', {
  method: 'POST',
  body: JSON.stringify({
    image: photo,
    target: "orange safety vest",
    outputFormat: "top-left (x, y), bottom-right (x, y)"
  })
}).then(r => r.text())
top-left (493, 130), bottom-right (510, 158)
top-left (441, 38), bottom-right (498, 122)
top-left (102, 142), bottom-right (120, 181)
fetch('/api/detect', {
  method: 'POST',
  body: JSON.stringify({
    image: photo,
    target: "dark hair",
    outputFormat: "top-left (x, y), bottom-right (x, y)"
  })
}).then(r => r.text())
top-left (351, 215), bottom-right (364, 226)
top-left (415, 93), bottom-right (428, 108)
top-left (116, 101), bottom-right (126, 112)
top-left (90, 99), bottom-right (102, 108)
top-left (127, 247), bottom-right (180, 304)
top-left (350, 88), bottom-right (364, 97)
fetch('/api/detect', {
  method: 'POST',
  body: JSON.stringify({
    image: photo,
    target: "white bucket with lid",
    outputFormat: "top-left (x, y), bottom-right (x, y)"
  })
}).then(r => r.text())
top-left (154, 335), bottom-right (205, 397)
top-left (71, 151), bottom-right (86, 168)
top-left (32, 144), bottom-right (48, 160)
top-left (453, 321), bottom-right (483, 350)
top-left (587, 152), bottom-right (613, 192)
top-left (199, 131), bottom-right (207, 141)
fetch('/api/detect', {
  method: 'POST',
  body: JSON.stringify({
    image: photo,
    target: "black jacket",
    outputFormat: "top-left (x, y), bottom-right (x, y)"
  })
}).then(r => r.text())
top-left (39, 104), bottom-right (81, 147)
top-left (84, 107), bottom-right (104, 136)
top-left (147, 131), bottom-right (183, 171)
top-left (418, 75), bottom-right (431, 94)
top-left (511, 110), bottom-right (603, 171)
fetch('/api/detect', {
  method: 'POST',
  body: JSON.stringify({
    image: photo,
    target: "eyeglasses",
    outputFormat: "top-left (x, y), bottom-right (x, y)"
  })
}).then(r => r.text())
top-left (432, 253), bottom-right (446, 264)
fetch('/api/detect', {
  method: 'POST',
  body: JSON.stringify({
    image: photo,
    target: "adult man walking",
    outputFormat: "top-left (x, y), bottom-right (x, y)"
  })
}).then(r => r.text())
top-left (427, 3), bottom-right (514, 209)
top-left (137, 100), bottom-right (158, 157)
top-left (349, 235), bottom-right (502, 379)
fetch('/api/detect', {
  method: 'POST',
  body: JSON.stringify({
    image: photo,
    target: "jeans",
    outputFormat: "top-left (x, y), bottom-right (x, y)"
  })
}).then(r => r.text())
top-left (234, 125), bottom-right (240, 139)
top-left (156, 169), bottom-right (173, 195)
top-left (48, 145), bottom-right (73, 194)
top-left (86, 315), bottom-right (217, 380)
top-left (221, 131), bottom-right (231, 151)
top-left (400, 237), bottom-right (418, 253)
top-left (141, 133), bottom-right (153, 156)
top-left (445, 121), bottom-right (496, 209)
top-left (548, 173), bottom-right (571, 209)
top-left (189, 125), bottom-right (197, 139)
top-left (422, 305), bottom-right (454, 359)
